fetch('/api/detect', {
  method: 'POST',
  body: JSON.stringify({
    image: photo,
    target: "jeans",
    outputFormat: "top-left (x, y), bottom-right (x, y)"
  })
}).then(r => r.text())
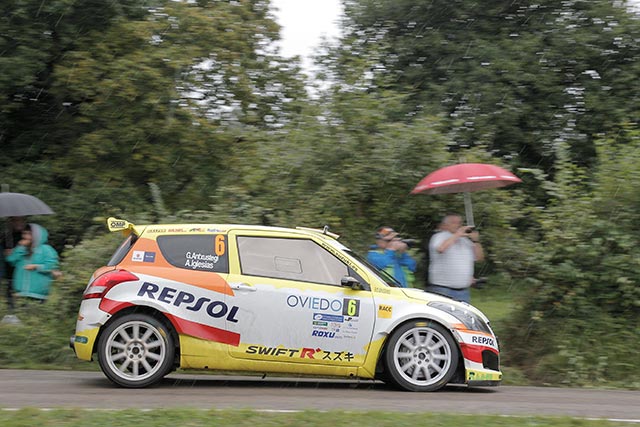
top-left (425, 284), bottom-right (470, 303)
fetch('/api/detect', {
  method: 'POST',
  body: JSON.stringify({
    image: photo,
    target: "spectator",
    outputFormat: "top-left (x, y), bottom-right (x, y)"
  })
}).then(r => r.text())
top-left (0, 216), bottom-right (28, 311)
top-left (367, 226), bottom-right (417, 288)
top-left (5, 223), bottom-right (59, 303)
top-left (427, 214), bottom-right (484, 303)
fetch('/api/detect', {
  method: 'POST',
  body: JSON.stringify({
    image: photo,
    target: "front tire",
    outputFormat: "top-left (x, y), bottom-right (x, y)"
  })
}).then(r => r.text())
top-left (97, 313), bottom-right (175, 388)
top-left (384, 320), bottom-right (459, 392)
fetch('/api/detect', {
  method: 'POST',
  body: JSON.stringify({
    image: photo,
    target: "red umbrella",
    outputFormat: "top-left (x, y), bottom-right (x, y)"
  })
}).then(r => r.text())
top-left (411, 163), bottom-right (521, 226)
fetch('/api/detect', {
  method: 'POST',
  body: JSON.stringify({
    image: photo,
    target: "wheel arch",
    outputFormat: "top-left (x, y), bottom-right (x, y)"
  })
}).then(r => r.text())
top-left (93, 305), bottom-right (180, 365)
top-left (374, 317), bottom-right (465, 384)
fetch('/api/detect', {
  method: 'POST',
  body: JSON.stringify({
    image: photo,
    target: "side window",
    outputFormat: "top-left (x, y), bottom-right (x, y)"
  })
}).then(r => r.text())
top-left (107, 234), bottom-right (138, 266)
top-left (157, 234), bottom-right (229, 273)
top-left (237, 236), bottom-right (349, 286)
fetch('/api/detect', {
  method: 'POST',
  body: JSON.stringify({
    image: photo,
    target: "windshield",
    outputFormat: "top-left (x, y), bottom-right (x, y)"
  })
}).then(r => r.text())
top-left (345, 249), bottom-right (402, 288)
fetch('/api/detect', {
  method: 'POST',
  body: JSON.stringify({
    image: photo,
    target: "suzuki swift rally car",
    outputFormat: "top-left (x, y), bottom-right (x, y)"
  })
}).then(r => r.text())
top-left (70, 218), bottom-right (501, 391)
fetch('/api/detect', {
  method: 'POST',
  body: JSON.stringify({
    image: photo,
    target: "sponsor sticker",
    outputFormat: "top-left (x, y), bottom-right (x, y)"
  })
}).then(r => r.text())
top-left (313, 313), bottom-right (344, 323)
top-left (132, 251), bottom-right (155, 263)
top-left (137, 282), bottom-right (240, 323)
top-left (245, 345), bottom-right (355, 361)
top-left (467, 370), bottom-right (502, 381)
top-left (131, 251), bottom-right (145, 262)
top-left (312, 330), bottom-right (336, 338)
top-left (146, 228), bottom-right (166, 233)
top-left (471, 335), bottom-right (496, 347)
top-left (458, 331), bottom-right (499, 350)
top-left (378, 304), bottom-right (392, 318)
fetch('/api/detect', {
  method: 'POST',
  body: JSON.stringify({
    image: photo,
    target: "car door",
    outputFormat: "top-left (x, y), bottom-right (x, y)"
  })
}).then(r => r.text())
top-left (224, 230), bottom-right (376, 369)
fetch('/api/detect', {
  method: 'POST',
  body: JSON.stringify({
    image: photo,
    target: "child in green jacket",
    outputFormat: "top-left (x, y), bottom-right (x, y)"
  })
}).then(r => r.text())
top-left (6, 223), bottom-right (59, 301)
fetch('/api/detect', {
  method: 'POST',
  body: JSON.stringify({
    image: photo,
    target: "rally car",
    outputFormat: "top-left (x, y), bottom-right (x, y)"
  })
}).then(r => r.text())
top-left (70, 218), bottom-right (501, 391)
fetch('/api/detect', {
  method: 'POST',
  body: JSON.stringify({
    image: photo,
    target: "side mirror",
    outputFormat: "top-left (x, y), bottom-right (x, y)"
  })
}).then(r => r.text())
top-left (341, 276), bottom-right (363, 290)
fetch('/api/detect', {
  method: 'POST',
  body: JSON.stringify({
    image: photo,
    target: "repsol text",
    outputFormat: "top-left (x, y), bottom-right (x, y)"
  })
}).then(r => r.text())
top-left (137, 282), bottom-right (239, 323)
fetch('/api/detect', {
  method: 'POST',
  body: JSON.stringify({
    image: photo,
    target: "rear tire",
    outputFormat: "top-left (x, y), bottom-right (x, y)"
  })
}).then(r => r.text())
top-left (97, 313), bottom-right (175, 388)
top-left (383, 320), bottom-right (459, 392)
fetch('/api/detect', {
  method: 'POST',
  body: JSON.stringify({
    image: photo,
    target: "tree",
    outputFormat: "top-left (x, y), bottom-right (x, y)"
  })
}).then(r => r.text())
top-left (340, 0), bottom-right (640, 172)
top-left (0, 0), bottom-right (308, 246)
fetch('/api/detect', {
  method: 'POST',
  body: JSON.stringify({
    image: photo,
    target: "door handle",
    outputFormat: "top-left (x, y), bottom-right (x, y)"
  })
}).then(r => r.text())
top-left (229, 283), bottom-right (257, 292)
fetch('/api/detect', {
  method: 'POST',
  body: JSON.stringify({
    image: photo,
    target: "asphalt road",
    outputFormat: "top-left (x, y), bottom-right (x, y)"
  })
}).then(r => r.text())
top-left (1, 369), bottom-right (639, 421)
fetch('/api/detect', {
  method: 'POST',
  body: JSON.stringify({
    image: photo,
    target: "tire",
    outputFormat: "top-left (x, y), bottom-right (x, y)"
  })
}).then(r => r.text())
top-left (383, 320), bottom-right (459, 392)
top-left (97, 313), bottom-right (175, 388)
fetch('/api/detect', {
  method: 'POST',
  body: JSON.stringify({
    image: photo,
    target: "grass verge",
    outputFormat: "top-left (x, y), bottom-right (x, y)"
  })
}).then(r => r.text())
top-left (0, 409), bottom-right (632, 427)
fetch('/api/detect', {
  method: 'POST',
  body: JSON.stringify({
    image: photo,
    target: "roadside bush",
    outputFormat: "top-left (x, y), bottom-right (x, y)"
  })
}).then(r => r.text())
top-left (0, 226), bottom-right (125, 368)
top-left (500, 129), bottom-right (640, 388)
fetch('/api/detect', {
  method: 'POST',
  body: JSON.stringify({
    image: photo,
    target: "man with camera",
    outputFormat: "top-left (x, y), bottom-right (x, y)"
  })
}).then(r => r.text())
top-left (367, 226), bottom-right (417, 288)
top-left (427, 214), bottom-right (484, 303)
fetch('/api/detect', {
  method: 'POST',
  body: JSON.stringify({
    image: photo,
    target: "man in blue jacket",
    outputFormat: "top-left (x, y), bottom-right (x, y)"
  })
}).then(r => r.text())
top-left (367, 226), bottom-right (416, 288)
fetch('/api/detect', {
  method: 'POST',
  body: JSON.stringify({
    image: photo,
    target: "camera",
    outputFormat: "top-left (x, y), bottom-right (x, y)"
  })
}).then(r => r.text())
top-left (465, 226), bottom-right (475, 234)
top-left (401, 238), bottom-right (417, 248)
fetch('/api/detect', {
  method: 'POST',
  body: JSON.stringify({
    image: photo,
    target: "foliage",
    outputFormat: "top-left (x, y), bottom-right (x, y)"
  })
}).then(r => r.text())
top-left (2, 0), bottom-right (640, 388)
top-left (1, 0), bottom-right (307, 248)
top-left (340, 0), bottom-right (640, 171)
top-left (499, 127), bottom-right (640, 387)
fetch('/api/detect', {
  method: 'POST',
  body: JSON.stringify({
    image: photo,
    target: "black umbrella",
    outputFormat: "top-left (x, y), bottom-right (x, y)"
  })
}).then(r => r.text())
top-left (0, 192), bottom-right (54, 217)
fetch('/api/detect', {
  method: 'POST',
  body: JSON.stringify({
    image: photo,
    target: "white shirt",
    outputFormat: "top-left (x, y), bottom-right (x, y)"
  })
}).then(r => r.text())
top-left (428, 231), bottom-right (476, 289)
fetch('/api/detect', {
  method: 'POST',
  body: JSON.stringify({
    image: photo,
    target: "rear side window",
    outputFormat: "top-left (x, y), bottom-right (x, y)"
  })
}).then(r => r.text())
top-left (107, 234), bottom-right (138, 266)
top-left (157, 234), bottom-right (229, 273)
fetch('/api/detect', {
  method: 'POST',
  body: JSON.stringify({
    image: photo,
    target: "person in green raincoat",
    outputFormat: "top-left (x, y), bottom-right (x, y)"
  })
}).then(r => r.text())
top-left (6, 223), bottom-right (59, 302)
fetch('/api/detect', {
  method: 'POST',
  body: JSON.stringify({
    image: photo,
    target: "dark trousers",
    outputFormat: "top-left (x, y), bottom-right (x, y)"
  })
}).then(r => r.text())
top-left (3, 278), bottom-right (15, 310)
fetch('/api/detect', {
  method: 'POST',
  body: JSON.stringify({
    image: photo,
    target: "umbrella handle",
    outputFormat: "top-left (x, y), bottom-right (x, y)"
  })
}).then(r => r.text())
top-left (463, 192), bottom-right (475, 227)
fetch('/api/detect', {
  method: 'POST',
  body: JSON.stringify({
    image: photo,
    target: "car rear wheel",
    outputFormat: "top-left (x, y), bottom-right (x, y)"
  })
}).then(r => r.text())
top-left (384, 320), bottom-right (459, 392)
top-left (97, 313), bottom-right (175, 388)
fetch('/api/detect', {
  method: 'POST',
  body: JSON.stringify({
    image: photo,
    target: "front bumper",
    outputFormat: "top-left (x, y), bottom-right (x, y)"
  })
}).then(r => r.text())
top-left (467, 379), bottom-right (501, 387)
top-left (466, 367), bottom-right (502, 385)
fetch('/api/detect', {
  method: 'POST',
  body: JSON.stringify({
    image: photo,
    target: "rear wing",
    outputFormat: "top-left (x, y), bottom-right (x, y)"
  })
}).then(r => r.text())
top-left (295, 225), bottom-right (340, 240)
top-left (107, 217), bottom-right (143, 236)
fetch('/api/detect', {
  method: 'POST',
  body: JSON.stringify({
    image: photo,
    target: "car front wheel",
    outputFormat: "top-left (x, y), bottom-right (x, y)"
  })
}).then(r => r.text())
top-left (97, 313), bottom-right (175, 388)
top-left (384, 320), bottom-right (459, 392)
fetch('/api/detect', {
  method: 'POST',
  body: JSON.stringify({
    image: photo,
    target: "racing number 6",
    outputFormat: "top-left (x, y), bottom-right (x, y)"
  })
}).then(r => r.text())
top-left (346, 299), bottom-right (358, 316)
top-left (215, 235), bottom-right (226, 256)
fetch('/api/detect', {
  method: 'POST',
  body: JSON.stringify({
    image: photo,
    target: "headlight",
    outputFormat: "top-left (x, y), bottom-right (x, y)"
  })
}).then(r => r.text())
top-left (428, 301), bottom-right (492, 334)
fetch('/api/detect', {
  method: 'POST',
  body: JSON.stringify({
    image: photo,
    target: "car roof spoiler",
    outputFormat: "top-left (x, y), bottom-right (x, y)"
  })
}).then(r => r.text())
top-left (107, 217), bottom-right (143, 236)
top-left (295, 225), bottom-right (340, 240)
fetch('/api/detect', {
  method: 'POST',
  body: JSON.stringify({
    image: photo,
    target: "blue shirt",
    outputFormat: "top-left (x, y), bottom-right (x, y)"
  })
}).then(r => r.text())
top-left (367, 247), bottom-right (417, 287)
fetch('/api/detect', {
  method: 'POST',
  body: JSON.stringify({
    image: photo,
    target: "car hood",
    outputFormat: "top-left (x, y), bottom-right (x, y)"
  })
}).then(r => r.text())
top-left (400, 287), bottom-right (490, 322)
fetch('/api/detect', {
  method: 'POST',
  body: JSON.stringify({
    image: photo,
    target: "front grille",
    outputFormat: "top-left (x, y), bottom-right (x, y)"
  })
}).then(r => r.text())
top-left (482, 350), bottom-right (500, 371)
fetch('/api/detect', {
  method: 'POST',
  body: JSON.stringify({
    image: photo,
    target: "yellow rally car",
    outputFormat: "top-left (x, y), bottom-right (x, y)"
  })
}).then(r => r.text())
top-left (70, 218), bottom-right (501, 391)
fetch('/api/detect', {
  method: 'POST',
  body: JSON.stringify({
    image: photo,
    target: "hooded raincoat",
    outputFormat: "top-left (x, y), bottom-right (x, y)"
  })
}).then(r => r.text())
top-left (6, 223), bottom-right (59, 300)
